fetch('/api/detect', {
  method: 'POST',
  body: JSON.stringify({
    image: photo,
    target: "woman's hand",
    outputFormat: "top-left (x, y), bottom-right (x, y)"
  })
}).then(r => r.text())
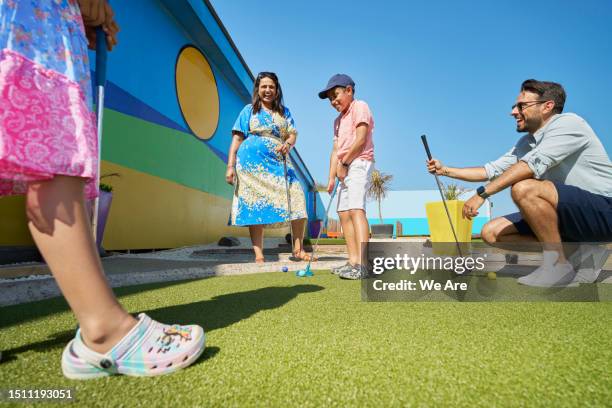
top-left (225, 167), bottom-right (236, 185)
top-left (275, 142), bottom-right (293, 156)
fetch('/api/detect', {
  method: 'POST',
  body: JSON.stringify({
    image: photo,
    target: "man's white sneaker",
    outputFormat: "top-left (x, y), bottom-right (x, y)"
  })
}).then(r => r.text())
top-left (517, 262), bottom-right (578, 288)
top-left (569, 245), bottom-right (610, 284)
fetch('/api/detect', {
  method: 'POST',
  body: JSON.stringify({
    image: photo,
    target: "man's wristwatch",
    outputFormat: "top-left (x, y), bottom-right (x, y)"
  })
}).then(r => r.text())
top-left (476, 185), bottom-right (490, 199)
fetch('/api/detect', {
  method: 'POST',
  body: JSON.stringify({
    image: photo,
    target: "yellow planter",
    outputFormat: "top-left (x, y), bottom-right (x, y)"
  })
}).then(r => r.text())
top-left (425, 200), bottom-right (473, 243)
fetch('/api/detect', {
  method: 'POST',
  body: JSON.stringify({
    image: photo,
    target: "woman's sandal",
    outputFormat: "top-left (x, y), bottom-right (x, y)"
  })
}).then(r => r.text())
top-left (61, 313), bottom-right (205, 379)
top-left (291, 251), bottom-right (318, 262)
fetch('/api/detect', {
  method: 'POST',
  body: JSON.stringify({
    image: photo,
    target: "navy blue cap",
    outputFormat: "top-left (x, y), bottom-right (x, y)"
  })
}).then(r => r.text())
top-left (318, 74), bottom-right (355, 99)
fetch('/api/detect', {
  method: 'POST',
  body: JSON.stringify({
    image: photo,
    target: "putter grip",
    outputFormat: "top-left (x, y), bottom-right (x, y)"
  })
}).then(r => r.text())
top-left (95, 26), bottom-right (107, 88)
top-left (421, 134), bottom-right (433, 160)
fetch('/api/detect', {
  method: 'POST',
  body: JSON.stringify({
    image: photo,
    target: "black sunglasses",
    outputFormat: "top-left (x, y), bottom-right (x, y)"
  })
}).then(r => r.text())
top-left (512, 100), bottom-right (549, 112)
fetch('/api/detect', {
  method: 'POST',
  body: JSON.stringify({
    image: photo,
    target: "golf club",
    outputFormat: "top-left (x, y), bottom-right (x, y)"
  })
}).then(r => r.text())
top-left (283, 154), bottom-right (294, 256)
top-left (92, 26), bottom-right (107, 240)
top-left (421, 134), bottom-right (464, 259)
top-left (296, 179), bottom-right (340, 277)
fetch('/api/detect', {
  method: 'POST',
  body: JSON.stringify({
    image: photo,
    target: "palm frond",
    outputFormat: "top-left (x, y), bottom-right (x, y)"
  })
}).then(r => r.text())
top-left (366, 170), bottom-right (393, 200)
top-left (366, 169), bottom-right (393, 223)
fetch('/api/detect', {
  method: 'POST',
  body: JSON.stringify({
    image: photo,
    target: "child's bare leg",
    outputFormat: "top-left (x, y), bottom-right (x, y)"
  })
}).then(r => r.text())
top-left (26, 176), bottom-right (137, 353)
top-left (249, 225), bottom-right (265, 261)
top-left (349, 209), bottom-right (370, 263)
top-left (339, 210), bottom-right (359, 265)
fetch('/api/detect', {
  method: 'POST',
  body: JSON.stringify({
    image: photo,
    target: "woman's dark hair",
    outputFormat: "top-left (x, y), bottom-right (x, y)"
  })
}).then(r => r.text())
top-left (252, 72), bottom-right (285, 114)
top-left (521, 79), bottom-right (566, 114)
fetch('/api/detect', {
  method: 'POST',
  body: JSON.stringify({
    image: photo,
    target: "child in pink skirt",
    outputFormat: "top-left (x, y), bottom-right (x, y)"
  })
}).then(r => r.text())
top-left (0, 0), bottom-right (205, 379)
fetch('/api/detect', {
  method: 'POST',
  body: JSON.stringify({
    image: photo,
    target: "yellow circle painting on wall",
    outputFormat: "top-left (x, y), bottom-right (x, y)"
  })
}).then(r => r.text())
top-left (175, 46), bottom-right (219, 140)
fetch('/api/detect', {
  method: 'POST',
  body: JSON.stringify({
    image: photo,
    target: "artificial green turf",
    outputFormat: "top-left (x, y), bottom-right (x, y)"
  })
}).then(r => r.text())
top-left (304, 238), bottom-right (346, 245)
top-left (1, 272), bottom-right (611, 407)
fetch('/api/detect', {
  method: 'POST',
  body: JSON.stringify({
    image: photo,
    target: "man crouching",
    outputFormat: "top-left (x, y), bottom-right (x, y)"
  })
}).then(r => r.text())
top-left (426, 79), bottom-right (612, 287)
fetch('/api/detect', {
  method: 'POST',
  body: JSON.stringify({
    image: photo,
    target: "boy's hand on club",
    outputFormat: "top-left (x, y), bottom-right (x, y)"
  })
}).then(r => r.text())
top-left (426, 158), bottom-right (445, 175)
top-left (462, 195), bottom-right (484, 219)
top-left (336, 163), bottom-right (347, 181)
top-left (327, 178), bottom-right (336, 193)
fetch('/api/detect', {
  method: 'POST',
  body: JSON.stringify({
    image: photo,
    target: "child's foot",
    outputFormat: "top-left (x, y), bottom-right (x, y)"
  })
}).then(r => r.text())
top-left (62, 313), bottom-right (205, 379)
top-left (255, 257), bottom-right (265, 264)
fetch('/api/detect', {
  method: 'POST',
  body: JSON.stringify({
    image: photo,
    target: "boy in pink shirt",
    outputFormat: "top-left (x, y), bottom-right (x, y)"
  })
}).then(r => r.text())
top-left (319, 74), bottom-right (375, 280)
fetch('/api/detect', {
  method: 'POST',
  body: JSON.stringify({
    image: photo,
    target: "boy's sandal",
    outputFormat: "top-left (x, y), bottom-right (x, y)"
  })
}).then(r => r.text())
top-left (291, 251), bottom-right (318, 262)
top-left (61, 313), bottom-right (205, 380)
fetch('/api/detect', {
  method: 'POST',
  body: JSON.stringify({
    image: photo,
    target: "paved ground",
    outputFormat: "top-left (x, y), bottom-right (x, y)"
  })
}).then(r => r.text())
top-left (0, 238), bottom-right (348, 306)
top-left (1, 238), bottom-right (610, 306)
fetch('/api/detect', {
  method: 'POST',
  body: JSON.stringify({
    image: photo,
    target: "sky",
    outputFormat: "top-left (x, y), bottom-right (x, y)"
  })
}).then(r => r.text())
top-left (210, 0), bottom-right (612, 216)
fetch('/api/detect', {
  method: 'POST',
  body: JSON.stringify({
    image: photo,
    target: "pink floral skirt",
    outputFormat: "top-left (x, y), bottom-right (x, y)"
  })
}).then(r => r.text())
top-left (0, 0), bottom-right (98, 198)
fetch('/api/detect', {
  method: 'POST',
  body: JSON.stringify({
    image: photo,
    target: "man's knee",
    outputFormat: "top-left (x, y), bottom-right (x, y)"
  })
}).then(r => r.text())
top-left (510, 179), bottom-right (539, 203)
top-left (481, 222), bottom-right (499, 244)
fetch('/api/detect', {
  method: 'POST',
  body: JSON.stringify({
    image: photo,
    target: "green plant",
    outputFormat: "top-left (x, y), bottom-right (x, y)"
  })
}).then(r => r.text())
top-left (100, 183), bottom-right (113, 193)
top-left (314, 182), bottom-right (328, 192)
top-left (99, 172), bottom-right (120, 193)
top-left (442, 183), bottom-right (470, 201)
top-left (366, 169), bottom-right (393, 224)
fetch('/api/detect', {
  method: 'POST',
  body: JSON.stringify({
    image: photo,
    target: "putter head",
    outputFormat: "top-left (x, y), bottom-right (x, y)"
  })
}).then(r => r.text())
top-left (296, 265), bottom-right (313, 277)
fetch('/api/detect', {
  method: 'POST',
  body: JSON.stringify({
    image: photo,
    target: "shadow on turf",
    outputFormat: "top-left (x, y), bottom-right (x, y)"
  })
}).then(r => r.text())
top-left (0, 284), bottom-right (323, 365)
top-left (142, 284), bottom-right (324, 333)
top-left (0, 329), bottom-right (220, 367)
top-left (0, 279), bottom-right (210, 329)
top-left (0, 329), bottom-right (74, 365)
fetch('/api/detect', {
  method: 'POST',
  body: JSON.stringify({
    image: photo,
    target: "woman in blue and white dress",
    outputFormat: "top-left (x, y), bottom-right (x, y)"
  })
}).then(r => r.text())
top-left (226, 72), bottom-right (313, 263)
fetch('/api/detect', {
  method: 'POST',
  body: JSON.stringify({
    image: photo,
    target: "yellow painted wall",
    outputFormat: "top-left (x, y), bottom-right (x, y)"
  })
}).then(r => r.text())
top-left (101, 162), bottom-right (286, 250)
top-left (0, 195), bottom-right (31, 246)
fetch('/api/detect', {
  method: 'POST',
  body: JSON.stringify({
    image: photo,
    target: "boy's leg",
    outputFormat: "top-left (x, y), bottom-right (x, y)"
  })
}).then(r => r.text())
top-left (339, 210), bottom-right (359, 265)
top-left (26, 176), bottom-right (137, 354)
top-left (349, 160), bottom-right (372, 267)
top-left (349, 209), bottom-right (370, 263)
top-left (249, 225), bottom-right (265, 261)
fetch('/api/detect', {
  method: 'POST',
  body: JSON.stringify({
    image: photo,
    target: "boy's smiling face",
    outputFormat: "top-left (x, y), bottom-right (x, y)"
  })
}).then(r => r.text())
top-left (327, 86), bottom-right (354, 113)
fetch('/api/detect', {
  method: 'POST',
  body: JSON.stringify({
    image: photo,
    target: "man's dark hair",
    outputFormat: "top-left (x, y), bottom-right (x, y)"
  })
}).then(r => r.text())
top-left (520, 79), bottom-right (566, 114)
